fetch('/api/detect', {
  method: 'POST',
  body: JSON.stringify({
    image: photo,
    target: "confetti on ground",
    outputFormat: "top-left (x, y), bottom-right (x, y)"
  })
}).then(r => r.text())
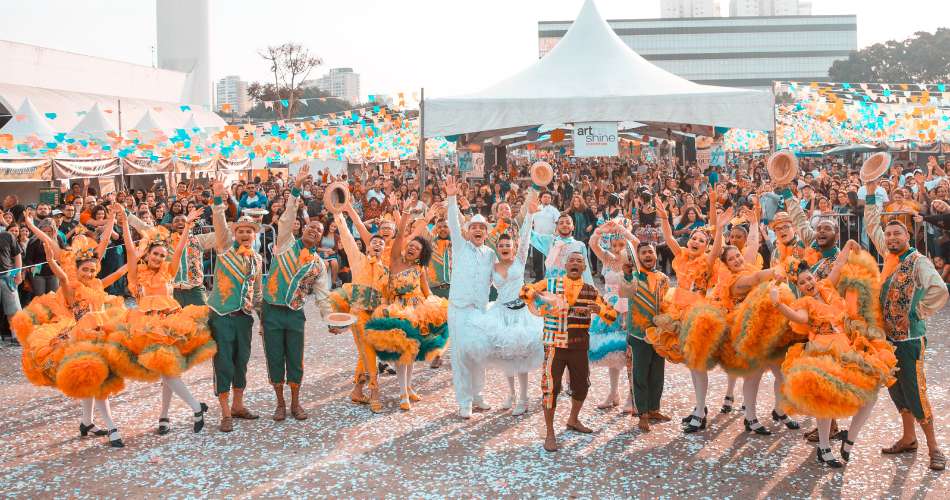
top-left (0, 304), bottom-right (947, 498)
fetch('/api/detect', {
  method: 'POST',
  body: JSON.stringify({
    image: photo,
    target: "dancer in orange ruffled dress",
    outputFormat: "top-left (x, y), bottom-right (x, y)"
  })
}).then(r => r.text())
top-left (114, 208), bottom-right (215, 434)
top-left (16, 207), bottom-right (128, 447)
top-left (654, 192), bottom-right (727, 433)
top-left (772, 240), bottom-right (896, 467)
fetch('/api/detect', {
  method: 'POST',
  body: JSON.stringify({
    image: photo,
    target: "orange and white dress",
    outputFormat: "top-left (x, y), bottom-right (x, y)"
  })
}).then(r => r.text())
top-left (781, 279), bottom-right (896, 418)
top-left (647, 249), bottom-right (728, 371)
top-left (106, 261), bottom-right (215, 380)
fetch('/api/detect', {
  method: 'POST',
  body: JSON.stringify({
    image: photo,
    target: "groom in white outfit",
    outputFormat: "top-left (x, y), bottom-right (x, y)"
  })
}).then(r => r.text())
top-left (444, 175), bottom-right (497, 419)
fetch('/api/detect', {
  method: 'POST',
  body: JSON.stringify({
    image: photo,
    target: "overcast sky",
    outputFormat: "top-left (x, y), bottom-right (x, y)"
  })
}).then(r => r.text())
top-left (1, 0), bottom-right (946, 100)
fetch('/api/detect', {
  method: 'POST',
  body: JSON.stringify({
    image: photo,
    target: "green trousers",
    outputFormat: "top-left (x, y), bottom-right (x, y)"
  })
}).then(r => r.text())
top-left (430, 285), bottom-right (450, 299)
top-left (173, 287), bottom-right (206, 307)
top-left (887, 337), bottom-right (932, 424)
top-left (210, 311), bottom-right (254, 395)
top-left (629, 335), bottom-right (664, 415)
top-left (261, 303), bottom-right (306, 384)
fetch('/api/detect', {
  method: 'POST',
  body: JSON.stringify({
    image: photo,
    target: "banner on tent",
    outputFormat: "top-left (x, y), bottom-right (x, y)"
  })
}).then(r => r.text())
top-left (177, 157), bottom-right (218, 173)
top-left (217, 157), bottom-right (252, 172)
top-left (122, 156), bottom-right (176, 175)
top-left (52, 157), bottom-right (120, 179)
top-left (573, 122), bottom-right (619, 158)
top-left (696, 146), bottom-right (711, 170)
top-left (457, 151), bottom-right (473, 173)
top-left (710, 144), bottom-right (725, 167)
top-left (463, 153), bottom-right (485, 179)
top-left (0, 157), bottom-right (53, 182)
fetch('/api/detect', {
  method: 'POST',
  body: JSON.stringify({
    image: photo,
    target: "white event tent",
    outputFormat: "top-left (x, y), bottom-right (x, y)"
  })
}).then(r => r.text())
top-left (424, 0), bottom-right (773, 138)
top-left (70, 102), bottom-right (116, 141)
top-left (0, 98), bottom-right (56, 141)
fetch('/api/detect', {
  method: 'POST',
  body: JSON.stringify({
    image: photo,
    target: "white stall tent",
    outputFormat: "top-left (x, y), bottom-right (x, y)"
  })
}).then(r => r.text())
top-left (424, 0), bottom-right (773, 138)
top-left (70, 102), bottom-right (117, 141)
top-left (0, 97), bottom-right (56, 141)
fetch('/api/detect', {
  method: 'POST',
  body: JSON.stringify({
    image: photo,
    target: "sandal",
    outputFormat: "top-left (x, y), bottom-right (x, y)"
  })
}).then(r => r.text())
top-left (881, 440), bottom-right (918, 454)
top-left (231, 408), bottom-right (260, 420)
top-left (930, 450), bottom-right (946, 471)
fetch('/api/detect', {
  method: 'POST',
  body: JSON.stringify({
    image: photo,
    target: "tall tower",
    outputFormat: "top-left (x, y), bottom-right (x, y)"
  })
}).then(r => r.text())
top-left (156, 0), bottom-right (211, 107)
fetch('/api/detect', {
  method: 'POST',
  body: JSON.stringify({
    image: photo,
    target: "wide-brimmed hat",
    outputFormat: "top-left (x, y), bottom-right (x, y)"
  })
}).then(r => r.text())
top-left (243, 208), bottom-right (268, 218)
top-left (859, 152), bottom-right (891, 183)
top-left (464, 213), bottom-right (491, 232)
top-left (530, 161), bottom-right (554, 187)
top-left (231, 215), bottom-right (261, 232)
top-left (769, 211), bottom-right (793, 229)
top-left (767, 151), bottom-right (799, 186)
top-left (324, 182), bottom-right (350, 213)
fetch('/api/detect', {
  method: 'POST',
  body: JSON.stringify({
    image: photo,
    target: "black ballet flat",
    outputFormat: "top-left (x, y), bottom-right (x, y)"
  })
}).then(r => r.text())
top-left (157, 418), bottom-right (171, 435)
top-left (744, 418), bottom-right (773, 436)
top-left (107, 429), bottom-right (124, 448)
top-left (771, 410), bottom-right (801, 430)
top-left (79, 422), bottom-right (108, 437)
top-left (817, 447), bottom-right (843, 468)
top-left (840, 431), bottom-right (854, 462)
top-left (683, 408), bottom-right (707, 434)
top-left (193, 402), bottom-right (208, 433)
top-left (721, 396), bottom-right (735, 414)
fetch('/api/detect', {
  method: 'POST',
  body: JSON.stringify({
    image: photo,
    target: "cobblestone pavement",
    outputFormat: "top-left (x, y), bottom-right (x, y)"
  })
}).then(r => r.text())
top-left (1, 305), bottom-right (947, 499)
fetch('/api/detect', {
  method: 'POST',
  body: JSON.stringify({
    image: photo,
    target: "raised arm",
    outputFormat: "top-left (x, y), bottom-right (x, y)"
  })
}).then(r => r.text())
top-left (706, 195), bottom-right (728, 269)
top-left (655, 198), bottom-right (682, 256)
top-left (770, 287), bottom-right (808, 324)
top-left (211, 180), bottom-right (232, 252)
top-left (333, 211), bottom-right (361, 264)
top-left (390, 207), bottom-right (413, 268)
top-left (41, 240), bottom-right (69, 287)
top-left (94, 207), bottom-right (118, 262)
top-left (345, 202), bottom-right (373, 247)
top-left (742, 201), bottom-right (763, 264)
top-left (101, 264), bottom-right (127, 289)
top-left (862, 181), bottom-right (887, 255)
top-left (118, 210), bottom-right (139, 286)
top-left (445, 175), bottom-right (465, 247)
top-left (23, 209), bottom-right (61, 259)
top-left (276, 172), bottom-right (309, 254)
top-left (516, 199), bottom-right (538, 265)
top-left (826, 239), bottom-right (857, 286)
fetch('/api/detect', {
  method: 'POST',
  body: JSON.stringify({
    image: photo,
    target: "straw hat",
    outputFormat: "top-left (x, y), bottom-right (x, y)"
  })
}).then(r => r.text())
top-left (530, 161), bottom-right (554, 187)
top-left (859, 152), bottom-right (891, 183)
top-left (769, 211), bottom-right (793, 229)
top-left (324, 181), bottom-right (350, 213)
top-left (231, 215), bottom-right (261, 232)
top-left (767, 151), bottom-right (799, 186)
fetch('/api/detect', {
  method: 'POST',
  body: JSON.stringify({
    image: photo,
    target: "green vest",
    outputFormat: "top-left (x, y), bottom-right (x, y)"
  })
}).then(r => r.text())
top-left (264, 239), bottom-right (323, 311)
top-left (880, 249), bottom-right (926, 341)
top-left (207, 244), bottom-right (261, 315)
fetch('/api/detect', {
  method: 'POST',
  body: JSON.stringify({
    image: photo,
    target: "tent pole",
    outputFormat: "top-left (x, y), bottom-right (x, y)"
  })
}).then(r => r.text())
top-left (418, 87), bottom-right (426, 194)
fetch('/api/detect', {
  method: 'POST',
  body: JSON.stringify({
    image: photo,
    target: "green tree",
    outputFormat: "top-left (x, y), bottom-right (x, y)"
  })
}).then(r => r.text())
top-left (245, 85), bottom-right (354, 121)
top-left (829, 28), bottom-right (950, 83)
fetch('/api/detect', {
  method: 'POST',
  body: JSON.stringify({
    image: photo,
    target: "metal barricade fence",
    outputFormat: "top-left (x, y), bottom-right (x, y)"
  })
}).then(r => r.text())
top-left (812, 211), bottom-right (935, 267)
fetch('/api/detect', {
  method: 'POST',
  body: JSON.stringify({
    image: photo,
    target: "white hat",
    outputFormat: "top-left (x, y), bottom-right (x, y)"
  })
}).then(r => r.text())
top-left (464, 214), bottom-right (491, 231)
top-left (243, 208), bottom-right (268, 217)
top-left (230, 215), bottom-right (261, 232)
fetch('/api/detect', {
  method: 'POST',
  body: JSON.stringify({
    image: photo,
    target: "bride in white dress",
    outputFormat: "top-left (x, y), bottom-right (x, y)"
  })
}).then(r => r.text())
top-left (482, 198), bottom-right (544, 416)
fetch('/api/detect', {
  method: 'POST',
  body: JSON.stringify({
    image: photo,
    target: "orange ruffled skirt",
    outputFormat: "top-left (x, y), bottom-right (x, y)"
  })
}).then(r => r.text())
top-left (105, 295), bottom-right (215, 381)
top-left (647, 288), bottom-right (728, 371)
top-left (781, 321), bottom-right (896, 418)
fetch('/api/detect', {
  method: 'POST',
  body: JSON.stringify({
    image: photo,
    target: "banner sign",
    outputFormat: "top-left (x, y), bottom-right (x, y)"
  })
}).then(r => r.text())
top-left (122, 156), bottom-right (176, 175)
top-left (696, 146), bottom-right (711, 170)
top-left (52, 157), bottom-right (120, 179)
top-left (457, 151), bottom-right (473, 172)
top-left (573, 122), bottom-right (619, 158)
top-left (216, 156), bottom-right (252, 172)
top-left (710, 144), bottom-right (725, 167)
top-left (178, 156), bottom-right (218, 173)
top-left (464, 152), bottom-right (485, 179)
top-left (0, 157), bottom-right (53, 182)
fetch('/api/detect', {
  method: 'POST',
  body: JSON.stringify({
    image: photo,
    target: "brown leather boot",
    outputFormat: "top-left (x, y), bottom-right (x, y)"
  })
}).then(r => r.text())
top-left (289, 382), bottom-right (308, 420)
top-left (272, 383), bottom-right (286, 421)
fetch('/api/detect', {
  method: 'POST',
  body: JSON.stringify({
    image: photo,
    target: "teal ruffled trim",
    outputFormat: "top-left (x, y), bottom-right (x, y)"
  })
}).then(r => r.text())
top-left (365, 317), bottom-right (449, 362)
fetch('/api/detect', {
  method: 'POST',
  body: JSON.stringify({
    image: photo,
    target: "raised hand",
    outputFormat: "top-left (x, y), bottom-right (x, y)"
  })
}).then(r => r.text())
top-left (295, 164), bottom-right (311, 188)
top-left (654, 198), bottom-right (668, 218)
top-left (212, 180), bottom-right (226, 199)
top-left (445, 175), bottom-right (458, 197)
top-left (186, 208), bottom-right (204, 224)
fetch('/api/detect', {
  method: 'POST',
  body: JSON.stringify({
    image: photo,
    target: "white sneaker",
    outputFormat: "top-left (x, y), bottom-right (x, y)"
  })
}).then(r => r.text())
top-left (511, 400), bottom-right (527, 416)
top-left (458, 405), bottom-right (472, 419)
top-left (473, 398), bottom-right (492, 411)
top-left (501, 394), bottom-right (514, 410)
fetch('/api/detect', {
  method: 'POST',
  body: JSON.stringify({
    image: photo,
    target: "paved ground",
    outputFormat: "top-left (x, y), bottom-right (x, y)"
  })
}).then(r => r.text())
top-left (0, 304), bottom-right (947, 499)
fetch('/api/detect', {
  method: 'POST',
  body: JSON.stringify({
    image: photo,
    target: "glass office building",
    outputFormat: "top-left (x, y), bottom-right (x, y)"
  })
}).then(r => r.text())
top-left (538, 15), bottom-right (857, 90)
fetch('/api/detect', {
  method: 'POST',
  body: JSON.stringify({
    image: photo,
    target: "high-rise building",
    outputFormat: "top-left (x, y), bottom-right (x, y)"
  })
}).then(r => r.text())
top-left (539, 14), bottom-right (857, 90)
top-left (730, 0), bottom-right (810, 16)
top-left (303, 68), bottom-right (361, 105)
top-left (214, 75), bottom-right (251, 115)
top-left (660, 0), bottom-right (718, 18)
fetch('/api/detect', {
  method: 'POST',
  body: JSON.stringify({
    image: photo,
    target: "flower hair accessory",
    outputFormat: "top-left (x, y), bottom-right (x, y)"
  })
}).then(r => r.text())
top-left (137, 226), bottom-right (172, 255)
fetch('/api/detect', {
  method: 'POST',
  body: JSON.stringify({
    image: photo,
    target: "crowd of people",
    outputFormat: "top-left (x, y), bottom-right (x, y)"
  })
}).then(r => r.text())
top-left (1, 150), bottom-right (948, 471)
